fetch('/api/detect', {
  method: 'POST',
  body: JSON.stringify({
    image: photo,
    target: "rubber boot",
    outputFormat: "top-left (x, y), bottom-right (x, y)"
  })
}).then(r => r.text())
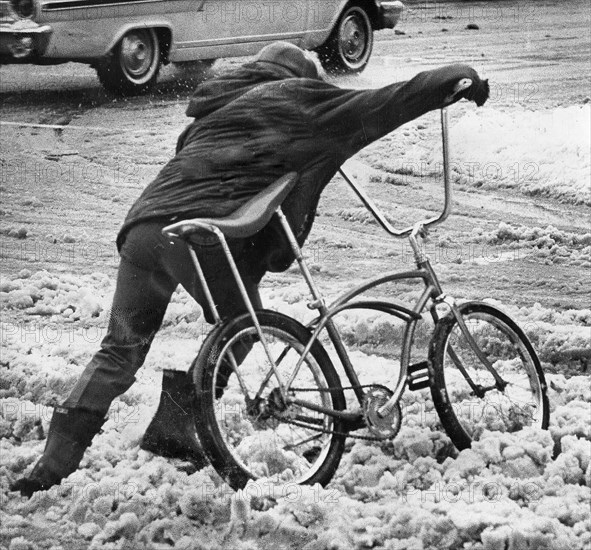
top-left (140, 370), bottom-right (208, 469)
top-left (10, 406), bottom-right (106, 498)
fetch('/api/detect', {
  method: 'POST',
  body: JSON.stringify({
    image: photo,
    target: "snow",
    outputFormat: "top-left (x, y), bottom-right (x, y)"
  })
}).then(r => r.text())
top-left (2, 271), bottom-right (589, 549)
top-left (406, 105), bottom-right (591, 205)
top-left (2, 98), bottom-right (590, 549)
top-left (472, 222), bottom-right (591, 268)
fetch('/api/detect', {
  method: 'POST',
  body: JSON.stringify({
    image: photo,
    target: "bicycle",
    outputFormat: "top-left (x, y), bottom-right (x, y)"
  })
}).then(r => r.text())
top-left (163, 108), bottom-right (550, 491)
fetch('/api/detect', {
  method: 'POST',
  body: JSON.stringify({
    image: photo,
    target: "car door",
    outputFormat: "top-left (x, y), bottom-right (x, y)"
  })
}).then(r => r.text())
top-left (169, 0), bottom-right (311, 61)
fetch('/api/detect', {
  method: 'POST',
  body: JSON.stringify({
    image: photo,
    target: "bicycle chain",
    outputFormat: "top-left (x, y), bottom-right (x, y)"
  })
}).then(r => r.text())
top-left (272, 383), bottom-right (397, 441)
top-left (273, 416), bottom-right (389, 441)
top-left (272, 413), bottom-right (389, 441)
top-left (288, 383), bottom-right (376, 393)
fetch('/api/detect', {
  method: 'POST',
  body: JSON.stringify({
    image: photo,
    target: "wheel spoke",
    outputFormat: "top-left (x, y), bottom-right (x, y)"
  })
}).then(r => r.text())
top-left (447, 344), bottom-right (486, 396)
top-left (431, 304), bottom-right (548, 450)
top-left (196, 312), bottom-right (346, 489)
top-left (255, 343), bottom-right (291, 399)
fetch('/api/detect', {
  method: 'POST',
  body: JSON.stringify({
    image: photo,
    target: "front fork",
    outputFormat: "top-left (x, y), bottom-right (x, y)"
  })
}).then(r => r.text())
top-left (435, 296), bottom-right (507, 394)
top-left (419, 242), bottom-right (505, 390)
top-left (376, 228), bottom-right (506, 419)
top-left (413, 225), bottom-right (504, 391)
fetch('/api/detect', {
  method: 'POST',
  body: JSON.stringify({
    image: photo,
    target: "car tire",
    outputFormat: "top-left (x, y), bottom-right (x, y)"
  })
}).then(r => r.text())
top-left (96, 28), bottom-right (161, 95)
top-left (315, 4), bottom-right (373, 75)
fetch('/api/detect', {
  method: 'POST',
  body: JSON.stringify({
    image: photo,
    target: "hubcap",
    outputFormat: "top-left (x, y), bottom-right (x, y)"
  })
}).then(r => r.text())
top-left (339, 13), bottom-right (367, 63)
top-left (120, 31), bottom-right (155, 78)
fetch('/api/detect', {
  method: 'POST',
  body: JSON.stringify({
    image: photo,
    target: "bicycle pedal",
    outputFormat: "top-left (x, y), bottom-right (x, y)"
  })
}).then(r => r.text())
top-left (407, 361), bottom-right (431, 391)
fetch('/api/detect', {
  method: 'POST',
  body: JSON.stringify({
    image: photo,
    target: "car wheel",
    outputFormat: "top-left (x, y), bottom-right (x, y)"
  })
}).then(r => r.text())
top-left (316, 4), bottom-right (373, 75)
top-left (96, 28), bottom-right (161, 95)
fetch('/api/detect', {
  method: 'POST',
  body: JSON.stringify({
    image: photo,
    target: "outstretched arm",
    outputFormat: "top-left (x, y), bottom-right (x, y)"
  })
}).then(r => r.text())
top-left (292, 64), bottom-right (489, 160)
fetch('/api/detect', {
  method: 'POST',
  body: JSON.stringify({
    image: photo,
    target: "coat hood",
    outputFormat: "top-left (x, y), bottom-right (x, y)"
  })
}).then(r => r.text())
top-left (185, 42), bottom-right (319, 120)
top-left (254, 41), bottom-right (319, 80)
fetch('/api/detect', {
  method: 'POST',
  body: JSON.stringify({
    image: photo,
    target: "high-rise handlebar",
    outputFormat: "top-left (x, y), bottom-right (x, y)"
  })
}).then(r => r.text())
top-left (338, 108), bottom-right (452, 239)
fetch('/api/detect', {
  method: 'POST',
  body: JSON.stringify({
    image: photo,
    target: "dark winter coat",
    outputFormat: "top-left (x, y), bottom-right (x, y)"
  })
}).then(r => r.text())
top-left (118, 64), bottom-right (488, 270)
top-left (174, 62), bottom-right (305, 154)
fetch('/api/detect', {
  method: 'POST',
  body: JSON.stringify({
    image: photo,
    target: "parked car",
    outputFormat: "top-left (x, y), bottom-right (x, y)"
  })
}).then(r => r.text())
top-left (0, 0), bottom-right (404, 94)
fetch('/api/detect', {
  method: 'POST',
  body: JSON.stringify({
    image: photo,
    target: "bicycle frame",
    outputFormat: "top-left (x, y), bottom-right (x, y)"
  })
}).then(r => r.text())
top-left (177, 108), bottom-right (497, 423)
top-left (274, 211), bottom-right (449, 421)
top-left (270, 108), bottom-right (455, 419)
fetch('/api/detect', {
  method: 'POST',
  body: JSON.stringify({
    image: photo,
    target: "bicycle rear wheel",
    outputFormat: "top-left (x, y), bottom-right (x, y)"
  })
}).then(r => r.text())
top-left (429, 302), bottom-right (549, 450)
top-left (193, 310), bottom-right (347, 490)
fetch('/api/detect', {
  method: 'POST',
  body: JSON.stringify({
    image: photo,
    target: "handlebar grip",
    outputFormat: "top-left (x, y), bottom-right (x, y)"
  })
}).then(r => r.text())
top-left (445, 78), bottom-right (473, 104)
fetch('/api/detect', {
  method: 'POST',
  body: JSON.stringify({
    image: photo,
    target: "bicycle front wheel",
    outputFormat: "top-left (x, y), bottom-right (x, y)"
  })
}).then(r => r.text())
top-left (429, 302), bottom-right (549, 450)
top-left (193, 310), bottom-right (347, 490)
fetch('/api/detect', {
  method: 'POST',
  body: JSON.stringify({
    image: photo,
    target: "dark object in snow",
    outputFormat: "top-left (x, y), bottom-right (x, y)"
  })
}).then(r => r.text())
top-left (10, 406), bottom-right (106, 498)
top-left (141, 369), bottom-right (209, 469)
top-left (442, 28), bottom-right (449, 32)
top-left (466, 23), bottom-right (480, 30)
top-left (45, 151), bottom-right (79, 161)
top-left (395, 29), bottom-right (406, 35)
top-left (5, 227), bottom-right (27, 239)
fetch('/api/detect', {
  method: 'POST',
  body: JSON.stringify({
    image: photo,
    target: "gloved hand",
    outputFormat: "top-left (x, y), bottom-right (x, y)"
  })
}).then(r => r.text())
top-left (444, 74), bottom-right (489, 107)
top-left (406, 64), bottom-right (490, 112)
top-left (457, 76), bottom-right (490, 106)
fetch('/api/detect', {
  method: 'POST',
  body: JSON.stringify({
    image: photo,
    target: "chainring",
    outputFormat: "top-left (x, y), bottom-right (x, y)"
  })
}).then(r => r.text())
top-left (362, 385), bottom-right (402, 439)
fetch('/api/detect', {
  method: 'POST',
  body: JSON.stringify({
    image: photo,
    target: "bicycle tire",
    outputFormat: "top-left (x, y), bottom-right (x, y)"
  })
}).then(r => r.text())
top-left (429, 301), bottom-right (549, 450)
top-left (192, 310), bottom-right (347, 490)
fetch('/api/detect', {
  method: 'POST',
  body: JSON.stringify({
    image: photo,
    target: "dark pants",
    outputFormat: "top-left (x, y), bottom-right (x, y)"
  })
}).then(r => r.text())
top-left (63, 222), bottom-right (264, 415)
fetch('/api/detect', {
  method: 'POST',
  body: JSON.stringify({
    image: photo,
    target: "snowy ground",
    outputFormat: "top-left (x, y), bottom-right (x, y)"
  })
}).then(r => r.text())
top-left (405, 105), bottom-right (591, 205)
top-left (1, 0), bottom-right (590, 548)
top-left (0, 269), bottom-right (589, 550)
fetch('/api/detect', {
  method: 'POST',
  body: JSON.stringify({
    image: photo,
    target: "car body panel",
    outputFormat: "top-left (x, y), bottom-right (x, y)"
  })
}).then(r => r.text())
top-left (0, 0), bottom-right (403, 65)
